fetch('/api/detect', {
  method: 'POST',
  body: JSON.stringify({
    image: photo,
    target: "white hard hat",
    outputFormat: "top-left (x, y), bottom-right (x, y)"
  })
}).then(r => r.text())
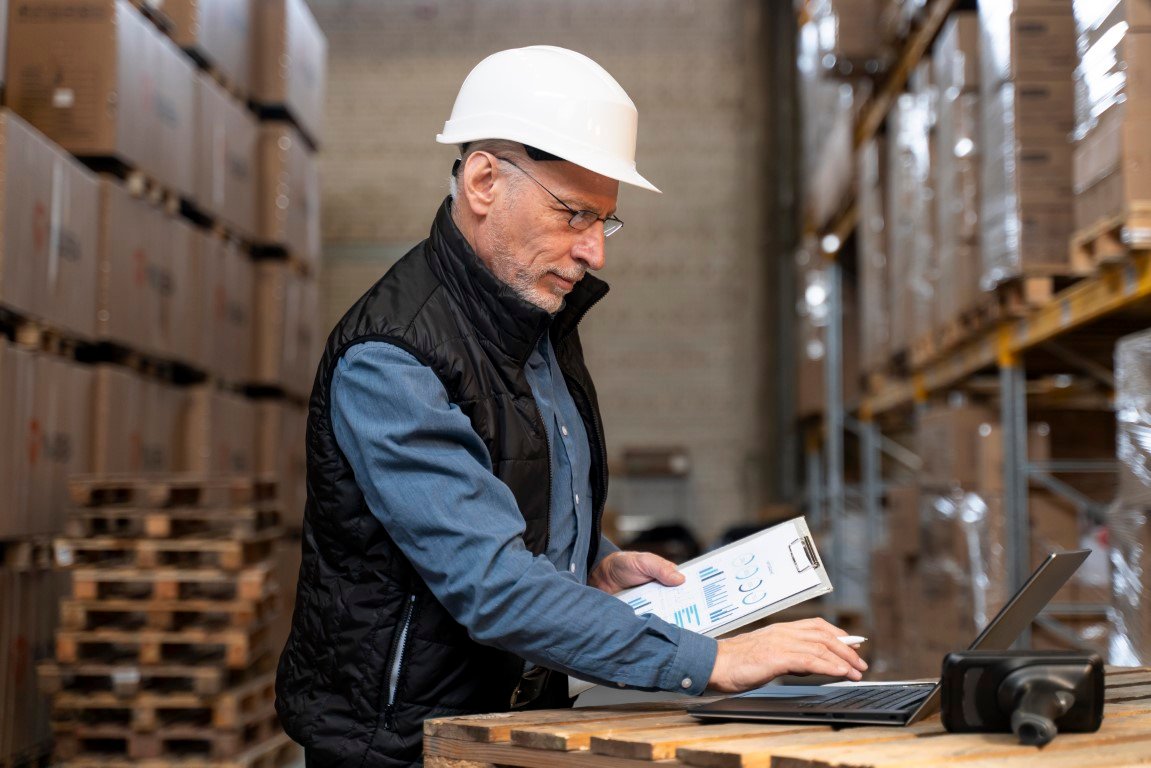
top-left (437, 46), bottom-right (660, 193)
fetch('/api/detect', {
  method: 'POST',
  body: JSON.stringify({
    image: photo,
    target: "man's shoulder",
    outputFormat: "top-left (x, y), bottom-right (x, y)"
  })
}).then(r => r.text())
top-left (335, 239), bottom-right (442, 336)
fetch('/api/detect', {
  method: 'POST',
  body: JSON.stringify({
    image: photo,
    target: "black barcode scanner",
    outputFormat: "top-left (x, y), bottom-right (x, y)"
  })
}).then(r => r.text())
top-left (941, 651), bottom-right (1104, 746)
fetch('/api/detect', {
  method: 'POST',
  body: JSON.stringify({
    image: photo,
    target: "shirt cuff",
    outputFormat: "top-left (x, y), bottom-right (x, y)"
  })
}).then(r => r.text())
top-left (591, 535), bottom-right (620, 572)
top-left (662, 628), bottom-right (718, 696)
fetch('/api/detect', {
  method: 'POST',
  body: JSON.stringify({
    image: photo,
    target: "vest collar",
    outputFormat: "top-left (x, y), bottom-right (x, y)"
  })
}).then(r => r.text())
top-left (426, 197), bottom-right (609, 366)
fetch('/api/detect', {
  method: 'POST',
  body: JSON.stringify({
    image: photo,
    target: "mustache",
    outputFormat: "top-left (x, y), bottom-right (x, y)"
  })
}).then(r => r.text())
top-left (549, 266), bottom-right (586, 282)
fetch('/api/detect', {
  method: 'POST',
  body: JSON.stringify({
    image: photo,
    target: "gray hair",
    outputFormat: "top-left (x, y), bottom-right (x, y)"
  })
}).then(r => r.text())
top-left (449, 139), bottom-right (529, 201)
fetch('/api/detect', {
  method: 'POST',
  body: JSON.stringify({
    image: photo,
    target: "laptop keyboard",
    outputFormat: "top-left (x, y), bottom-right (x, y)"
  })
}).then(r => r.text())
top-left (793, 686), bottom-right (930, 711)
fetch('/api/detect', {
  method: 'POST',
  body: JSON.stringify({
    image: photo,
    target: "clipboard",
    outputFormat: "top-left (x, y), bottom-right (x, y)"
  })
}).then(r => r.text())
top-left (569, 516), bottom-right (832, 697)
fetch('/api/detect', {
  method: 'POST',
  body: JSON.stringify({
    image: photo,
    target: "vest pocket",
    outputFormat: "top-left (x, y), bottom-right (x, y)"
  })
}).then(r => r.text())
top-left (382, 594), bottom-right (417, 732)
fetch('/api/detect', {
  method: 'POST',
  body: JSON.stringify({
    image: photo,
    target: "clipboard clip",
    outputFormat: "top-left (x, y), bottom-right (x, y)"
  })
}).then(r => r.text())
top-left (789, 536), bottom-right (822, 572)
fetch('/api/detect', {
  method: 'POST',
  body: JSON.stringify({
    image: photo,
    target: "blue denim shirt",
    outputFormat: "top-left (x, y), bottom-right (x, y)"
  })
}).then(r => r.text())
top-left (331, 339), bottom-right (717, 694)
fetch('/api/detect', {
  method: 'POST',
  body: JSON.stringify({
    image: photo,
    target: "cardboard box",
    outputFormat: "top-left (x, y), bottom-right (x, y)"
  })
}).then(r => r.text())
top-left (257, 123), bottom-right (321, 271)
top-left (934, 12), bottom-right (980, 93)
top-left (256, 401), bottom-right (308, 530)
top-left (0, 344), bottom-right (36, 539)
top-left (90, 364), bottom-right (183, 474)
top-left (1073, 102), bottom-right (1151, 230)
top-left (979, 3), bottom-right (1078, 88)
top-left (179, 386), bottom-right (257, 474)
top-left (7, 0), bottom-right (196, 198)
top-left (0, 110), bottom-right (100, 338)
top-left (193, 74), bottom-right (258, 239)
top-left (252, 263), bottom-right (320, 397)
top-left (26, 356), bottom-right (93, 537)
top-left (857, 138), bottom-right (890, 374)
top-left (251, 0), bottom-right (328, 147)
top-left (917, 404), bottom-right (996, 489)
top-left (96, 180), bottom-right (200, 364)
top-left (162, 0), bottom-right (252, 94)
top-left (885, 484), bottom-right (921, 558)
top-left (203, 235), bottom-right (253, 382)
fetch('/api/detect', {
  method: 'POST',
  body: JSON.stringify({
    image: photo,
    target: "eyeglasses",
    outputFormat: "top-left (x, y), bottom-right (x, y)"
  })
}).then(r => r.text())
top-left (496, 157), bottom-right (624, 237)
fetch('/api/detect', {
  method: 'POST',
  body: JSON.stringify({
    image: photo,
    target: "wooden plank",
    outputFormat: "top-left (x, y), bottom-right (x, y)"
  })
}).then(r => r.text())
top-left (764, 710), bottom-right (1151, 768)
top-left (424, 734), bottom-right (686, 767)
top-left (425, 701), bottom-right (711, 743)
top-left (592, 721), bottom-right (821, 761)
top-left (676, 720), bottom-right (942, 768)
top-left (511, 712), bottom-right (706, 751)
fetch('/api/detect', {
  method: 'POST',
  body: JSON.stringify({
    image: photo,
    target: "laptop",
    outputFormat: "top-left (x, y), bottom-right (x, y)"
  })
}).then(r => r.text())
top-left (689, 549), bottom-right (1091, 726)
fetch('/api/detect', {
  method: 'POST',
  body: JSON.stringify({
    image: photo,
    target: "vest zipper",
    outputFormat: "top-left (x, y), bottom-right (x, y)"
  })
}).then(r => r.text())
top-left (382, 594), bottom-right (417, 732)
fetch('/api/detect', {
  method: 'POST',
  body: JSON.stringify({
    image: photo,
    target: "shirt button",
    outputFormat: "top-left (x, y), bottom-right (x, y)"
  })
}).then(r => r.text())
top-left (569, 563), bottom-right (576, 573)
top-left (681, 677), bottom-right (693, 689)
top-left (574, 494), bottom-right (580, 505)
top-left (561, 425), bottom-right (569, 436)
top-left (617, 682), bottom-right (626, 688)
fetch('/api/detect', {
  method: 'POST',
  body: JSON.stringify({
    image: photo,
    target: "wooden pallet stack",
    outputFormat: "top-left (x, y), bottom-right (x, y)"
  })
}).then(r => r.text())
top-left (37, 475), bottom-right (298, 766)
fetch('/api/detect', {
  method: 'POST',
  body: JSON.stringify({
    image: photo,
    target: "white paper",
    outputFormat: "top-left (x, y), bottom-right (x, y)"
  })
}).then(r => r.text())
top-left (569, 517), bottom-right (831, 698)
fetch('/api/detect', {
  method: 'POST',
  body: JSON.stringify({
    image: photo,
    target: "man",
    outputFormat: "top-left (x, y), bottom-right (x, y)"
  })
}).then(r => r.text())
top-left (275, 46), bottom-right (866, 767)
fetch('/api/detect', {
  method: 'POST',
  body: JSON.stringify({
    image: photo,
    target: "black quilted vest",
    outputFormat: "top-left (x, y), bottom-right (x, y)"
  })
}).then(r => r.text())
top-left (275, 199), bottom-right (610, 767)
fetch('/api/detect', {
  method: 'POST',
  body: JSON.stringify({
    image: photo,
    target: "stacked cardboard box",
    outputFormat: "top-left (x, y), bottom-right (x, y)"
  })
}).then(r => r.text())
top-left (90, 364), bottom-right (185, 475)
top-left (0, 345), bottom-right (93, 539)
top-left (8, 0), bottom-right (197, 199)
top-left (256, 401), bottom-right (308, 531)
top-left (794, 246), bottom-right (861, 417)
top-left (194, 74), bottom-right (259, 240)
top-left (0, 542), bottom-right (62, 766)
top-left (96, 180), bottom-right (204, 366)
top-left (857, 138), bottom-right (890, 376)
top-left (802, 0), bottom-right (891, 77)
top-left (932, 12), bottom-right (983, 330)
top-left (979, 0), bottom-right (1078, 288)
top-left (1071, 2), bottom-right (1151, 232)
top-left (251, 0), bottom-right (328, 148)
top-left (179, 386), bottom-right (259, 475)
top-left (0, 111), bottom-right (101, 338)
top-left (252, 261), bottom-right (321, 399)
top-left (257, 122), bottom-right (322, 272)
top-left (885, 81), bottom-right (933, 357)
top-left (159, 0), bottom-right (252, 95)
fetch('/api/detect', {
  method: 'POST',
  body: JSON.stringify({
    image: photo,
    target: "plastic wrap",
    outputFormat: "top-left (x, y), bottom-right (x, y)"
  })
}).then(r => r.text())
top-left (800, 0), bottom-right (890, 76)
top-left (798, 19), bottom-right (860, 228)
top-left (1109, 328), bottom-right (1151, 664)
top-left (857, 138), bottom-right (890, 373)
top-left (885, 90), bottom-right (931, 353)
top-left (934, 14), bottom-right (982, 324)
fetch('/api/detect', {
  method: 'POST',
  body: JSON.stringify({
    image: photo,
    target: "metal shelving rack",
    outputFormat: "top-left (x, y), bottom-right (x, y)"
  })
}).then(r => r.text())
top-left (800, 0), bottom-right (1137, 645)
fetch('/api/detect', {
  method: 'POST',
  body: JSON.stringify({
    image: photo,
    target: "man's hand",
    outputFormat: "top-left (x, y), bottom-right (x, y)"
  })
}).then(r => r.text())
top-left (709, 618), bottom-right (868, 692)
top-left (588, 551), bottom-right (684, 594)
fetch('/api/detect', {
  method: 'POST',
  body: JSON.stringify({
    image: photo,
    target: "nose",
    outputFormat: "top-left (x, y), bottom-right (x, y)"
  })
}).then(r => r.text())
top-left (572, 223), bottom-right (607, 272)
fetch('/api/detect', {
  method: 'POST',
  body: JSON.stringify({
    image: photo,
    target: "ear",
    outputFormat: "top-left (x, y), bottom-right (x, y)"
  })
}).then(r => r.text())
top-left (459, 151), bottom-right (502, 218)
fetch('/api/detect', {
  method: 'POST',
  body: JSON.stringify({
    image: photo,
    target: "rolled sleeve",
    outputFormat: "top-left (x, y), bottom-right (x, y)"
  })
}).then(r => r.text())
top-left (329, 341), bottom-right (718, 693)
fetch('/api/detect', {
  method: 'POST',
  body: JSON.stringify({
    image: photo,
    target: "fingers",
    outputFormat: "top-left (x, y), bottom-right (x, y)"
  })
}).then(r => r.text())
top-left (784, 650), bottom-right (863, 681)
top-left (635, 553), bottom-right (685, 587)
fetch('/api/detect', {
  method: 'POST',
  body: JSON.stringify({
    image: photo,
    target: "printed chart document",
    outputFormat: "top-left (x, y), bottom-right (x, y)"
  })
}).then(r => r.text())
top-left (570, 516), bottom-right (832, 697)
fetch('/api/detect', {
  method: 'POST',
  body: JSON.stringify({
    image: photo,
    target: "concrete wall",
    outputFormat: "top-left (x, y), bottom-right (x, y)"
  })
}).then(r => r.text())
top-left (309, 0), bottom-right (771, 543)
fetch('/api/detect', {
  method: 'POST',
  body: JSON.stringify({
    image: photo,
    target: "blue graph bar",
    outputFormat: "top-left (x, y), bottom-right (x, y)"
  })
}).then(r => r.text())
top-left (673, 604), bottom-right (701, 628)
top-left (699, 566), bottom-right (724, 582)
top-left (709, 606), bottom-right (737, 622)
top-left (627, 597), bottom-right (652, 612)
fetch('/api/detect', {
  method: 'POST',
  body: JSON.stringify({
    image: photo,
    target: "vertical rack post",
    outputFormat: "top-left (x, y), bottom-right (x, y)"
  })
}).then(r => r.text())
top-left (999, 329), bottom-right (1031, 647)
top-left (824, 258), bottom-right (845, 602)
top-left (860, 416), bottom-right (883, 553)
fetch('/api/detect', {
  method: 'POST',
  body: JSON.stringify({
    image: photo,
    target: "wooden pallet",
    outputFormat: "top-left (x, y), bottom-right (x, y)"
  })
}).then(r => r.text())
top-left (1071, 205), bottom-right (1151, 272)
top-left (54, 527), bottom-right (281, 571)
top-left (56, 730), bottom-right (298, 768)
top-left (69, 476), bottom-right (278, 510)
top-left (50, 672), bottom-right (276, 731)
top-left (69, 563), bottom-right (274, 603)
top-left (55, 624), bottom-right (268, 670)
top-left (53, 705), bottom-right (282, 761)
top-left (58, 591), bottom-right (280, 632)
top-left (423, 667), bottom-right (1151, 768)
top-left (0, 307), bottom-right (86, 358)
top-left (39, 661), bottom-right (236, 698)
top-left (65, 501), bottom-right (283, 541)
